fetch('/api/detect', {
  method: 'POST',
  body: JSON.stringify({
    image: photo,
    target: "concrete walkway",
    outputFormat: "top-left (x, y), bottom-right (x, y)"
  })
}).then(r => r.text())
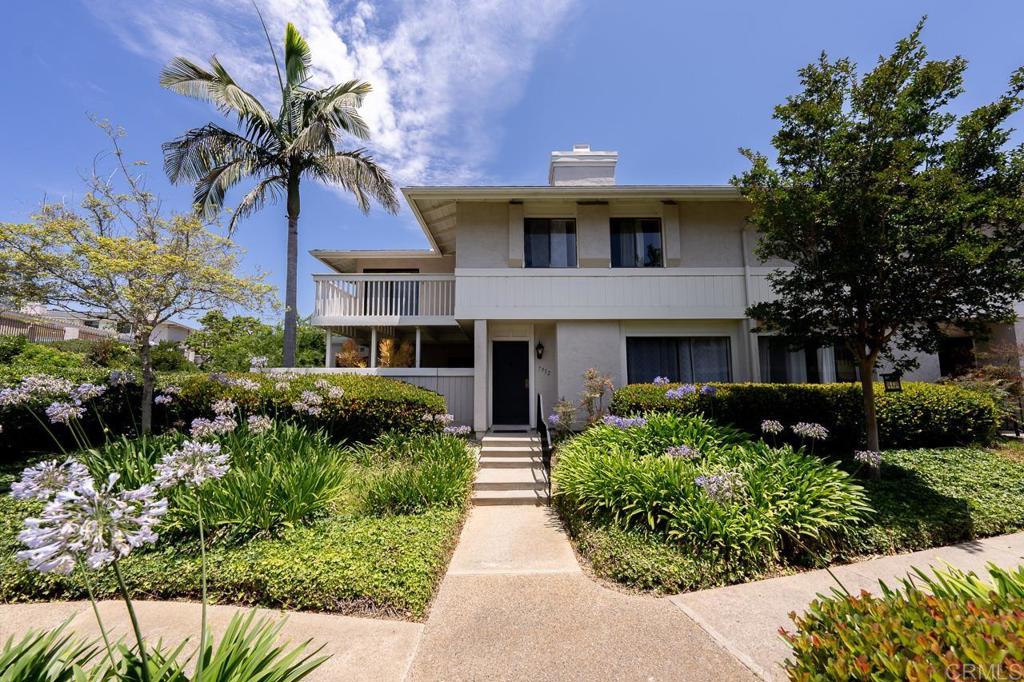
top-left (2, 517), bottom-right (1022, 681)
top-left (671, 532), bottom-right (1024, 681)
top-left (404, 505), bottom-right (755, 681)
top-left (0, 600), bottom-right (423, 682)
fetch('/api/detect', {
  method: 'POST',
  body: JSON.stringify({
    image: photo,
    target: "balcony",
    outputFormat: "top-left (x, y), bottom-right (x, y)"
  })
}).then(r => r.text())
top-left (312, 274), bottom-right (457, 326)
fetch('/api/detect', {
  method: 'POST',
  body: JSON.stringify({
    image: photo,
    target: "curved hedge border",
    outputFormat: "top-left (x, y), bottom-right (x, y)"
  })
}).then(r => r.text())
top-left (609, 381), bottom-right (998, 450)
top-left (0, 371), bottom-right (447, 453)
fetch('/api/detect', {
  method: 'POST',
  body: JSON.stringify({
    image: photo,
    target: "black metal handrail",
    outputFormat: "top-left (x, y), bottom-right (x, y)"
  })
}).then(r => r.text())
top-left (536, 393), bottom-right (552, 501)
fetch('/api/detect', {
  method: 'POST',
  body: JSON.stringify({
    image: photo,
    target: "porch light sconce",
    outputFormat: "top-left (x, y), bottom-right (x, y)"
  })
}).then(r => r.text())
top-left (882, 372), bottom-right (903, 393)
top-left (535, 342), bottom-right (545, 359)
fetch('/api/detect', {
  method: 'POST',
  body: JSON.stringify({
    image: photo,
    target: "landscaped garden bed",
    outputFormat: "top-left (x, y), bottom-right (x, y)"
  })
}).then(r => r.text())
top-left (0, 370), bottom-right (475, 620)
top-left (552, 390), bottom-right (1024, 593)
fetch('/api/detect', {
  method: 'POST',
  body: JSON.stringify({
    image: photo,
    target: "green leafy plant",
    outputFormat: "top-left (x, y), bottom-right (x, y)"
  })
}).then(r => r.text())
top-left (5, 422), bottom-right (331, 682)
top-left (361, 433), bottom-right (476, 515)
top-left (610, 381), bottom-right (999, 450)
top-left (0, 621), bottom-right (99, 682)
top-left (553, 412), bottom-right (871, 571)
top-left (784, 563), bottom-right (1024, 680)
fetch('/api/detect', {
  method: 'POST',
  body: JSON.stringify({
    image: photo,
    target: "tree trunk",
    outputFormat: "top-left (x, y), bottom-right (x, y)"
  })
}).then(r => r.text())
top-left (139, 332), bottom-right (155, 435)
top-left (283, 172), bottom-right (300, 367)
top-left (858, 355), bottom-right (881, 480)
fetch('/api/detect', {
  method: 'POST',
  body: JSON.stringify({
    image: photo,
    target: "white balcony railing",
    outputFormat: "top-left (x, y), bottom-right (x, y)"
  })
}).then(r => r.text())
top-left (312, 274), bottom-right (456, 325)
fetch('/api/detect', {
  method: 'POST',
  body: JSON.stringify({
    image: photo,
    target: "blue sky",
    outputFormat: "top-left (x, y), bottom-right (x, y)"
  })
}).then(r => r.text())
top-left (3, 1), bottom-right (1023, 323)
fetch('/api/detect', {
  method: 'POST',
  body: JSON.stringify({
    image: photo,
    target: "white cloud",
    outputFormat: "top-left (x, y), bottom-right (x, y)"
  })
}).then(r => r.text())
top-left (89, 0), bottom-right (577, 186)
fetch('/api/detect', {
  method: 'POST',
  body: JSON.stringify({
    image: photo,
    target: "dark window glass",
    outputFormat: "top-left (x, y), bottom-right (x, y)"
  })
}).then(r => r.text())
top-left (611, 218), bottom-right (663, 268)
top-left (758, 337), bottom-right (823, 383)
top-left (938, 337), bottom-right (975, 377)
top-left (525, 218), bottom-right (577, 268)
top-left (834, 345), bottom-right (859, 382)
top-left (626, 337), bottom-right (731, 383)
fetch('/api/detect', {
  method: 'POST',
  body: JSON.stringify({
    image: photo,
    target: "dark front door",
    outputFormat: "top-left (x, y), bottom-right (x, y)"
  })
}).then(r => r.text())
top-left (492, 341), bottom-right (530, 424)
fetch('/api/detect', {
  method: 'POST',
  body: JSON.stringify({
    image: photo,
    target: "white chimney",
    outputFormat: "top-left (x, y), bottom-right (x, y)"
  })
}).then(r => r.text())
top-left (548, 143), bottom-right (618, 186)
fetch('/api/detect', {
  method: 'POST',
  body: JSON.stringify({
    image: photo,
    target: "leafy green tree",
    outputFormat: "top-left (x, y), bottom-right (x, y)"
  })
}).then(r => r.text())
top-left (160, 18), bottom-right (398, 367)
top-left (0, 122), bottom-right (273, 432)
top-left (735, 20), bottom-right (1024, 453)
top-left (186, 310), bottom-right (324, 371)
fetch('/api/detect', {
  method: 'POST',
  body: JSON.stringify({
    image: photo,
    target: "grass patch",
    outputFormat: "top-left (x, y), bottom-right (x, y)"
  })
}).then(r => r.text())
top-left (562, 442), bottom-right (1024, 593)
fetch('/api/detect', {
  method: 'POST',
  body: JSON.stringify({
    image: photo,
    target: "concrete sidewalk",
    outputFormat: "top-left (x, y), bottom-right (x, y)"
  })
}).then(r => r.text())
top-left (0, 600), bottom-right (423, 682)
top-left (404, 505), bottom-right (754, 681)
top-left (668, 532), bottom-right (1024, 681)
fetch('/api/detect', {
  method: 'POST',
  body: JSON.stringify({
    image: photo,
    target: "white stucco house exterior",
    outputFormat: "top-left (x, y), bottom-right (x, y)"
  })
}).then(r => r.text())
top-left (308, 144), bottom-right (1024, 432)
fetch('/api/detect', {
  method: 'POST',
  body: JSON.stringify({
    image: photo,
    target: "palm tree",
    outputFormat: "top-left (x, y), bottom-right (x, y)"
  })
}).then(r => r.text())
top-left (160, 20), bottom-right (399, 366)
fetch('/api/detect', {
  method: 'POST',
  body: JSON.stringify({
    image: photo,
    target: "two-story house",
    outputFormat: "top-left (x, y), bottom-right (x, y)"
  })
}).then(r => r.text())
top-left (309, 144), bottom-right (1022, 433)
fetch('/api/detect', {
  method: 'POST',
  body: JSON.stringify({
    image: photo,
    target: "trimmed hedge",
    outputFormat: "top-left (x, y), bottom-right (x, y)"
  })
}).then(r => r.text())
top-left (155, 372), bottom-right (446, 443)
top-left (784, 564), bottom-right (1024, 680)
top-left (609, 381), bottom-right (998, 449)
top-left (0, 370), bottom-right (447, 453)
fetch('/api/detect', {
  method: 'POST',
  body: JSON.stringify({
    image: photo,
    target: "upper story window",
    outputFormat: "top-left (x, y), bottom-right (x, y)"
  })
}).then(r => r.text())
top-left (525, 218), bottom-right (577, 268)
top-left (611, 218), bottom-right (663, 267)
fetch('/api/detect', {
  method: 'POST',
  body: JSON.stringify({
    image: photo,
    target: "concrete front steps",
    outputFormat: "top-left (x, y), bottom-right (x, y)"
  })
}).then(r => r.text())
top-left (472, 433), bottom-right (549, 506)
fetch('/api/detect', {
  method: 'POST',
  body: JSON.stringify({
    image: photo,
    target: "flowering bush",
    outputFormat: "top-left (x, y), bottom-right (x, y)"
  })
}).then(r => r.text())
top-left (552, 412), bottom-right (871, 569)
top-left (6, 432), bottom-right (328, 680)
top-left (0, 369), bottom-right (447, 453)
top-left (784, 563), bottom-right (1024, 680)
top-left (610, 381), bottom-right (999, 450)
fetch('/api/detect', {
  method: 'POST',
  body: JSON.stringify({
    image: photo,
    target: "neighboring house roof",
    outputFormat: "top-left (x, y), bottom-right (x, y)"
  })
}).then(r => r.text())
top-left (401, 184), bottom-right (743, 255)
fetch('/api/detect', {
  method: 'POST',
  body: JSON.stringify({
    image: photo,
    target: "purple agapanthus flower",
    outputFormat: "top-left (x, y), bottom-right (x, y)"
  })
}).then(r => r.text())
top-left (16, 473), bottom-right (167, 574)
top-left (694, 470), bottom-right (743, 503)
top-left (652, 376), bottom-right (670, 386)
top-left (666, 384), bottom-right (697, 400)
top-left (699, 385), bottom-right (717, 396)
top-left (45, 401), bottom-right (85, 425)
top-left (665, 445), bottom-right (698, 460)
top-left (854, 450), bottom-right (882, 468)
top-left (602, 415), bottom-right (647, 429)
top-left (11, 459), bottom-right (90, 501)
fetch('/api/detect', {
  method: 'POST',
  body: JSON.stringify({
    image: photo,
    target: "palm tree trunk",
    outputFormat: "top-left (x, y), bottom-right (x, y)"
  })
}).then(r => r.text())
top-left (283, 172), bottom-right (300, 367)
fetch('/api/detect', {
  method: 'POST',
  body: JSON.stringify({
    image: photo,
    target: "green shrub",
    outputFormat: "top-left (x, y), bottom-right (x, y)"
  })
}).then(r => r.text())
top-left (157, 371), bottom-right (445, 444)
top-left (149, 340), bottom-right (196, 372)
top-left (81, 422), bottom-right (350, 541)
top-left (553, 412), bottom-right (870, 570)
top-left (610, 381), bottom-right (998, 449)
top-left (361, 433), bottom-right (476, 515)
top-left (4, 343), bottom-right (86, 374)
top-left (0, 369), bottom-right (447, 454)
top-left (0, 370), bottom-right (143, 455)
top-left (0, 336), bottom-right (28, 364)
top-left (784, 563), bottom-right (1024, 680)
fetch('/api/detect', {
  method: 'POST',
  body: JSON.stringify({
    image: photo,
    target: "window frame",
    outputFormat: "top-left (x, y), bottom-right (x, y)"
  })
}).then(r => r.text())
top-left (610, 217), bottom-right (664, 268)
top-left (625, 335), bottom-right (732, 384)
top-left (524, 217), bottom-right (578, 269)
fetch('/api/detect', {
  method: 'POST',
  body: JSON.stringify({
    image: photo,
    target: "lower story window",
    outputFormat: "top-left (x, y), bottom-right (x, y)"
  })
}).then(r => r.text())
top-left (626, 337), bottom-right (732, 384)
top-left (758, 337), bottom-right (821, 383)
